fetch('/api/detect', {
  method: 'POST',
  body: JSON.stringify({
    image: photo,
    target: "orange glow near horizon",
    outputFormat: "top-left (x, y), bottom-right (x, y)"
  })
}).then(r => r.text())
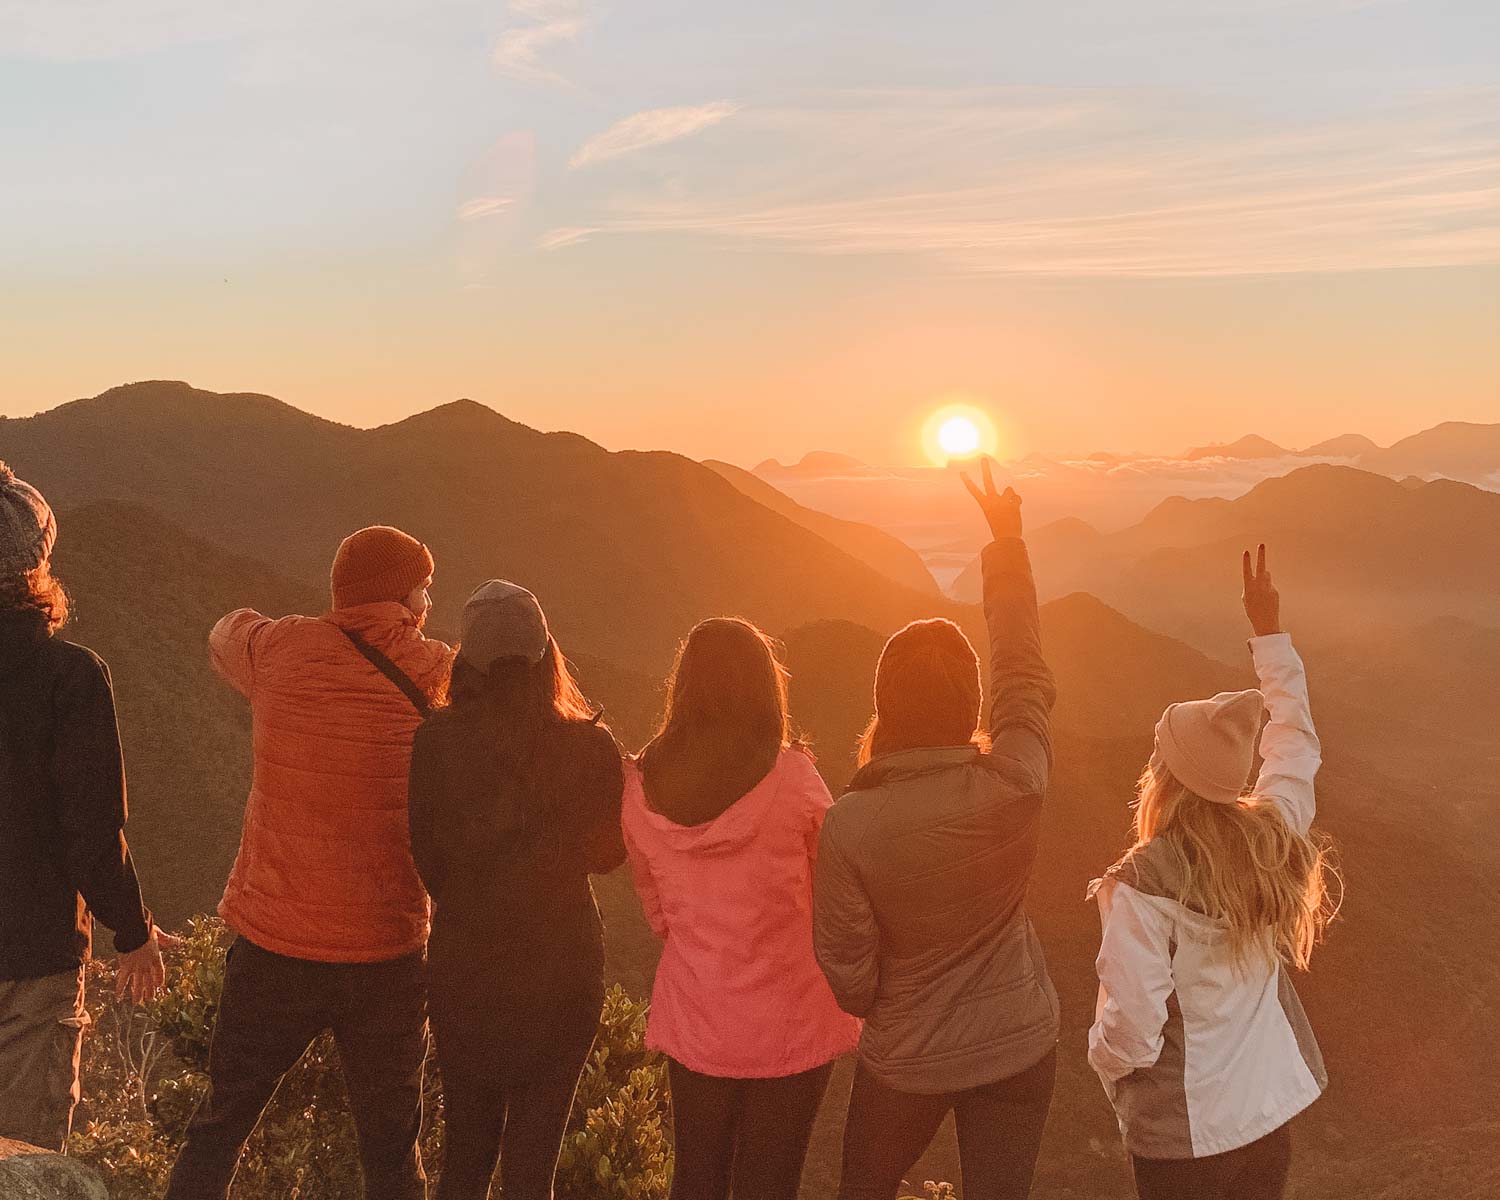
top-left (922, 403), bottom-right (1001, 466)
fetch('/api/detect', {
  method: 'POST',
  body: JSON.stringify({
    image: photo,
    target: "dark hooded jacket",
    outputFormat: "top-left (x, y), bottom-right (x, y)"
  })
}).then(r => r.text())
top-left (0, 614), bottom-right (152, 981)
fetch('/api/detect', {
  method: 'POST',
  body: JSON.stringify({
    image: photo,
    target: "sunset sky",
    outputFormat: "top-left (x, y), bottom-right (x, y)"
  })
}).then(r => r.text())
top-left (2, 1), bottom-right (1496, 464)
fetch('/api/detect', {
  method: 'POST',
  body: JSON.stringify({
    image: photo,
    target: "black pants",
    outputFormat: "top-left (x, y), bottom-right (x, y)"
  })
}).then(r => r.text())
top-left (839, 1049), bottom-right (1057, 1200)
top-left (1132, 1123), bottom-right (1292, 1200)
top-left (667, 1058), bottom-right (835, 1200)
top-left (432, 1028), bottom-right (597, 1200)
top-left (164, 938), bottom-right (428, 1200)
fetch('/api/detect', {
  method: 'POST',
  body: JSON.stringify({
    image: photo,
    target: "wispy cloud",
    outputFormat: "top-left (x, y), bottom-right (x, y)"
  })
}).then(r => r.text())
top-left (493, 0), bottom-right (588, 86)
top-left (538, 226), bottom-right (599, 250)
top-left (567, 88), bottom-right (1500, 277)
top-left (570, 102), bottom-right (742, 168)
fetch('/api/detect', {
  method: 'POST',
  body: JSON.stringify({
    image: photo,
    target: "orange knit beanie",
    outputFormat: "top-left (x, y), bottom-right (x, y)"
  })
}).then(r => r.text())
top-left (330, 526), bottom-right (434, 610)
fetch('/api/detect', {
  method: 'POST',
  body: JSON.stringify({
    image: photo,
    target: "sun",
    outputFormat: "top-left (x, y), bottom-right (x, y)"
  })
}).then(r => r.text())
top-left (938, 415), bottom-right (982, 458)
top-left (922, 403), bottom-right (999, 465)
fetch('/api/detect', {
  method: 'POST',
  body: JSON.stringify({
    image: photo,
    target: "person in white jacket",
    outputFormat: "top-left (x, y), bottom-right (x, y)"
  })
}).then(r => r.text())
top-left (1088, 545), bottom-right (1336, 1200)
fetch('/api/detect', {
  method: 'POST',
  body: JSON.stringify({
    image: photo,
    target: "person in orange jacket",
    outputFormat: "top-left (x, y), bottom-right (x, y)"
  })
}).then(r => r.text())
top-left (165, 526), bottom-right (453, 1200)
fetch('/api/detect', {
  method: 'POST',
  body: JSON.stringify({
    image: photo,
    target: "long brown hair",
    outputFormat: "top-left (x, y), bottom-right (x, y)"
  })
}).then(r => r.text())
top-left (653, 618), bottom-right (791, 747)
top-left (1133, 763), bottom-right (1339, 970)
top-left (443, 638), bottom-right (594, 762)
top-left (857, 617), bottom-right (986, 766)
top-left (0, 564), bottom-right (69, 634)
top-left (641, 617), bottom-right (794, 787)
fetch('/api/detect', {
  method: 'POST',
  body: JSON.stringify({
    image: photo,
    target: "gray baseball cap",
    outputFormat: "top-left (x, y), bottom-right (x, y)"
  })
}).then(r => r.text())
top-left (457, 580), bottom-right (551, 672)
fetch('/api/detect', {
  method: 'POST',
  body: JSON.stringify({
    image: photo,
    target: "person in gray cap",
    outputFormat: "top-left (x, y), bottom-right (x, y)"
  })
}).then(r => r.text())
top-left (407, 580), bottom-right (626, 1200)
top-left (0, 461), bottom-right (172, 1151)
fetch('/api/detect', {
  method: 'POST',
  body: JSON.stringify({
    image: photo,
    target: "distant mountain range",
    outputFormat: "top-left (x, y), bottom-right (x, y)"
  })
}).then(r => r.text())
top-left (8, 381), bottom-right (1500, 1198)
top-left (1, 382), bottom-right (949, 674)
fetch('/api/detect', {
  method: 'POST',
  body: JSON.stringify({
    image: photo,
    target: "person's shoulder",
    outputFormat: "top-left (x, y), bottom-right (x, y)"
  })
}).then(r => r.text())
top-left (556, 716), bottom-right (623, 762)
top-left (46, 636), bottom-right (110, 682)
top-left (1101, 838), bottom-right (1185, 903)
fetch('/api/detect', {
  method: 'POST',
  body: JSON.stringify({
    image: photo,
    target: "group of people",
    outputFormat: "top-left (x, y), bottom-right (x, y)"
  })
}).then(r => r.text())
top-left (0, 455), bottom-right (1334, 1200)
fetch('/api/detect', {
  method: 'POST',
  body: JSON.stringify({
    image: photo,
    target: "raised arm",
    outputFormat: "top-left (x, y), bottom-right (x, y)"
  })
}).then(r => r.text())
top-left (1242, 546), bottom-right (1320, 836)
top-left (813, 808), bottom-right (881, 1017)
top-left (963, 462), bottom-right (1057, 794)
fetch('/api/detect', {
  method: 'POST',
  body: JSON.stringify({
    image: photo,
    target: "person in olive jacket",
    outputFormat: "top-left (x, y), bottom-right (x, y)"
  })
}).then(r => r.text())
top-left (408, 580), bottom-right (626, 1200)
top-left (814, 461), bottom-right (1059, 1200)
top-left (0, 461), bottom-right (171, 1152)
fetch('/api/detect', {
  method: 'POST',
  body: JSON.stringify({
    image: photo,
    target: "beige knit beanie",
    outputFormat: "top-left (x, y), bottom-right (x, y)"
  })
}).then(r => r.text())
top-left (0, 461), bottom-right (57, 576)
top-left (1152, 688), bottom-right (1265, 805)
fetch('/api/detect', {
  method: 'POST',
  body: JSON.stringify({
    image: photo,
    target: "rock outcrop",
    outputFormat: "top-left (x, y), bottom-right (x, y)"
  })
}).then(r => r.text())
top-left (0, 1138), bottom-right (108, 1200)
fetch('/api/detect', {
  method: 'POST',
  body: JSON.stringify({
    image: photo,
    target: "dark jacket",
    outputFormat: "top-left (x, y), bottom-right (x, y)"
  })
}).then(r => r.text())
top-left (813, 538), bottom-right (1059, 1093)
top-left (407, 709), bottom-right (626, 1066)
top-left (0, 615), bottom-right (152, 982)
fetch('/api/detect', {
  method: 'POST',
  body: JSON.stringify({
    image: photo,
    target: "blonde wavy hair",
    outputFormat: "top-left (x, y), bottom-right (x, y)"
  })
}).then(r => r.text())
top-left (1132, 763), bottom-right (1339, 970)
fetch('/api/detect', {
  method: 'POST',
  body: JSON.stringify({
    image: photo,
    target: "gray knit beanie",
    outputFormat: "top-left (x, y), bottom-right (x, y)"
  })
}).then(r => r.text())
top-left (0, 461), bottom-right (57, 576)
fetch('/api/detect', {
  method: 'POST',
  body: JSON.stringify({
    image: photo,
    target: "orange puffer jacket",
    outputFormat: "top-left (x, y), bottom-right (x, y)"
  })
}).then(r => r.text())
top-left (210, 602), bottom-right (454, 963)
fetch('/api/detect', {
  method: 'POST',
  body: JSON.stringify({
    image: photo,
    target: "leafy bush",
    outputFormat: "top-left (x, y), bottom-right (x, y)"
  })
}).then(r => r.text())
top-left (68, 919), bottom-right (666, 1199)
top-left (71, 921), bottom-right (953, 1199)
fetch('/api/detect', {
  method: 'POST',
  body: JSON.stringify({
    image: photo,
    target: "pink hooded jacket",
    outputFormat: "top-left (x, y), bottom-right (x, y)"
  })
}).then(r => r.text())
top-left (622, 748), bottom-right (861, 1078)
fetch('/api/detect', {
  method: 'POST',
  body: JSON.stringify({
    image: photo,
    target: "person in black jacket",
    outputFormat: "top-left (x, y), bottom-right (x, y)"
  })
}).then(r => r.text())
top-left (408, 580), bottom-right (626, 1200)
top-left (0, 461), bottom-right (171, 1151)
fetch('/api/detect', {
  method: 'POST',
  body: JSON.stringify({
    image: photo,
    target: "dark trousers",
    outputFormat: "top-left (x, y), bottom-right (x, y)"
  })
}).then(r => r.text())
top-left (839, 1049), bottom-right (1056, 1200)
top-left (164, 937), bottom-right (428, 1200)
top-left (432, 1033), bottom-right (596, 1200)
top-left (667, 1058), bottom-right (835, 1200)
top-left (1132, 1123), bottom-right (1292, 1200)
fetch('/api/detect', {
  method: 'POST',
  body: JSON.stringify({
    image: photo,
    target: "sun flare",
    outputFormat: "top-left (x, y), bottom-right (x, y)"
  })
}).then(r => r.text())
top-left (922, 403), bottom-right (999, 465)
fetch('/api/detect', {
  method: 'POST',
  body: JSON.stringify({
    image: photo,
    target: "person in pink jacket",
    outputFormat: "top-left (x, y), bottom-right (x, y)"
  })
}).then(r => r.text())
top-left (622, 617), bottom-right (860, 1200)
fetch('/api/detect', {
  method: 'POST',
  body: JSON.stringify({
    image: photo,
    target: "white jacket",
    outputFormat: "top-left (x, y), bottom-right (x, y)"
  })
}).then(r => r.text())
top-left (1088, 633), bottom-right (1327, 1160)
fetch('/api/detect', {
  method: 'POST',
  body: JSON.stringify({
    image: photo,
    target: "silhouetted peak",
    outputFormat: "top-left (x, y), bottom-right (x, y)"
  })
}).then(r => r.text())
top-left (1300, 433), bottom-right (1381, 458)
top-left (1183, 434), bottom-right (1287, 461)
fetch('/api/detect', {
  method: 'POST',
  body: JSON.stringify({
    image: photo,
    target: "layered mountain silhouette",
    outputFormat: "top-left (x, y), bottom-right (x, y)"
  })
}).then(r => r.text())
top-left (704, 460), bottom-right (939, 595)
top-left (11, 382), bottom-right (1500, 1198)
top-left (1183, 433), bottom-right (1288, 460)
top-left (1360, 420), bottom-right (1500, 482)
top-left (2, 382), bottom-right (950, 674)
top-left (1300, 432), bottom-right (1381, 458)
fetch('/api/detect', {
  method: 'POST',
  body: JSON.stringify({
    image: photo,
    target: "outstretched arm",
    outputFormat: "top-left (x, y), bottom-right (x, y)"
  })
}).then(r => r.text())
top-left (963, 461), bottom-right (1057, 794)
top-left (1243, 545), bottom-right (1321, 835)
top-left (209, 609), bottom-right (271, 697)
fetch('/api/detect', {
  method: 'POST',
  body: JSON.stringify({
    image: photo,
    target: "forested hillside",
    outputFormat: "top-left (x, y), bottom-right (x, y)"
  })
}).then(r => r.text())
top-left (10, 384), bottom-right (1500, 1197)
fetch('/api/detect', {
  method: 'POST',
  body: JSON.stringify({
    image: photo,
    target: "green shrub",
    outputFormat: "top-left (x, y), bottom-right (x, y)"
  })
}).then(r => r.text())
top-left (68, 919), bottom-right (666, 1199)
top-left (71, 920), bottom-right (953, 1199)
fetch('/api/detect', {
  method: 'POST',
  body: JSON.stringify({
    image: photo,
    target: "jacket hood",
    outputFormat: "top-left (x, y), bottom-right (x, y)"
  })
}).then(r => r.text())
top-left (848, 744), bottom-right (982, 791)
top-left (630, 750), bottom-right (789, 854)
top-left (638, 732), bottom-right (781, 830)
